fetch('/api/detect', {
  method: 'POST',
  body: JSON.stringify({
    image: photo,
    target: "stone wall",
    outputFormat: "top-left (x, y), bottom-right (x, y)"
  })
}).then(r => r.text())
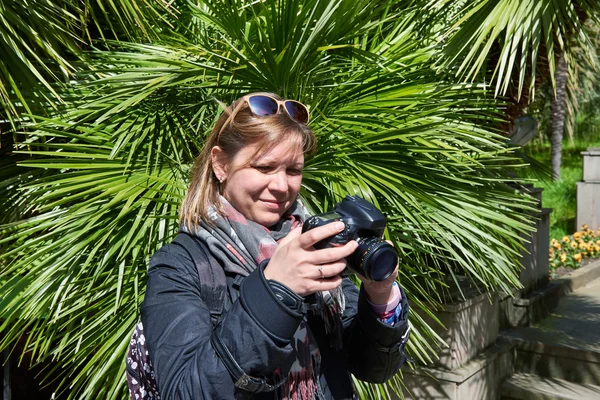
top-left (402, 185), bottom-right (551, 399)
top-left (577, 148), bottom-right (600, 231)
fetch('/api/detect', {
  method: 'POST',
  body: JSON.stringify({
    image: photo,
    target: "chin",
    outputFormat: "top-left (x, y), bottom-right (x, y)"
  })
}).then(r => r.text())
top-left (255, 212), bottom-right (284, 227)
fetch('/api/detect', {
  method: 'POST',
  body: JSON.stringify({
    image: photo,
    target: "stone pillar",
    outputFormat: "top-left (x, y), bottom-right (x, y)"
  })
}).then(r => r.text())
top-left (577, 148), bottom-right (600, 231)
top-left (514, 185), bottom-right (551, 294)
top-left (497, 184), bottom-right (552, 329)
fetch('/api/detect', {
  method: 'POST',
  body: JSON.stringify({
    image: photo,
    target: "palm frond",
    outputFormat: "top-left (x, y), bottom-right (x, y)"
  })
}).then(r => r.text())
top-left (431, 0), bottom-right (598, 100)
top-left (0, 0), bottom-right (175, 128)
top-left (0, 1), bottom-right (537, 399)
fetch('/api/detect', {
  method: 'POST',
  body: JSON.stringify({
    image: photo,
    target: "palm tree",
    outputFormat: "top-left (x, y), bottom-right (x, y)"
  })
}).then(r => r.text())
top-left (1, 1), bottom-right (536, 398)
top-left (551, 53), bottom-right (570, 179)
top-left (0, 0), bottom-right (171, 127)
top-left (426, 0), bottom-right (600, 179)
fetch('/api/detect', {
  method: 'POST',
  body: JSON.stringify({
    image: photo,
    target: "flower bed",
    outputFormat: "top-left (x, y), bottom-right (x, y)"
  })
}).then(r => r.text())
top-left (549, 225), bottom-right (600, 279)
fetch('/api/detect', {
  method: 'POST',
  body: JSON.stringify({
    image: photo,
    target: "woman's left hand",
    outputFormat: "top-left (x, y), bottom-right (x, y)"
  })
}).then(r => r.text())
top-left (357, 240), bottom-right (399, 305)
top-left (358, 268), bottom-right (398, 304)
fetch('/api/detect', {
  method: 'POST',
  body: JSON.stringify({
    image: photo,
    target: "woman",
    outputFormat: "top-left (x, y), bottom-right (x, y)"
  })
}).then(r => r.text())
top-left (140, 93), bottom-right (410, 399)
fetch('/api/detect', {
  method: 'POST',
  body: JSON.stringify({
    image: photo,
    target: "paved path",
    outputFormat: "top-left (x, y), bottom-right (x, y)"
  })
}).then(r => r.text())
top-left (504, 279), bottom-right (600, 353)
top-left (499, 277), bottom-right (600, 399)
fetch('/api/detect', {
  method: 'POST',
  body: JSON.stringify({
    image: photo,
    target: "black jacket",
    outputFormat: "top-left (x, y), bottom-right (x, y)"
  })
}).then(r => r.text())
top-left (141, 239), bottom-right (410, 399)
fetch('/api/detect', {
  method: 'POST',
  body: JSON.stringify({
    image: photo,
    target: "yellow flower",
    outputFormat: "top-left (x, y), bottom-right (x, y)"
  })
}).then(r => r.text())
top-left (574, 232), bottom-right (582, 240)
top-left (595, 245), bottom-right (600, 252)
top-left (553, 242), bottom-right (561, 250)
top-left (574, 253), bottom-right (582, 262)
top-left (562, 236), bottom-right (570, 243)
top-left (560, 253), bottom-right (567, 262)
top-left (580, 242), bottom-right (589, 250)
top-left (571, 241), bottom-right (578, 249)
top-left (582, 224), bottom-right (588, 230)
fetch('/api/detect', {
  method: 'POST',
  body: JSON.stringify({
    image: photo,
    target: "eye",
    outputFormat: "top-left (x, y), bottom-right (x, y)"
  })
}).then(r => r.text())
top-left (253, 165), bottom-right (274, 173)
top-left (287, 168), bottom-right (303, 176)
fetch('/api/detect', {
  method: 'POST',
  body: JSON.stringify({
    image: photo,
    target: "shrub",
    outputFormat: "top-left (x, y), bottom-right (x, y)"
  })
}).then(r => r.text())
top-left (549, 224), bottom-right (600, 278)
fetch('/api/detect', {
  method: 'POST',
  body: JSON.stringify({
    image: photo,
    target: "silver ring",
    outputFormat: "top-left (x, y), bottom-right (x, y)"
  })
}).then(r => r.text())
top-left (318, 265), bottom-right (324, 279)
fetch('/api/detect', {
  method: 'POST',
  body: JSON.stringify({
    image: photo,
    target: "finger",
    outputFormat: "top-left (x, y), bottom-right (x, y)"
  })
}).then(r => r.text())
top-left (310, 240), bottom-right (357, 264)
top-left (298, 221), bottom-right (346, 249)
top-left (313, 261), bottom-right (346, 279)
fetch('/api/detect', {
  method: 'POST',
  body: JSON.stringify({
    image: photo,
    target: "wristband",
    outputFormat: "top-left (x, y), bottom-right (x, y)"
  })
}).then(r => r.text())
top-left (367, 282), bottom-right (401, 313)
top-left (378, 302), bottom-right (402, 326)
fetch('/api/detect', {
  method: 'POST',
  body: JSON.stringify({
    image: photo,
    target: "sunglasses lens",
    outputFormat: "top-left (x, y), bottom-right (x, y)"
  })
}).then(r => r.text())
top-left (284, 101), bottom-right (309, 124)
top-left (248, 95), bottom-right (279, 117)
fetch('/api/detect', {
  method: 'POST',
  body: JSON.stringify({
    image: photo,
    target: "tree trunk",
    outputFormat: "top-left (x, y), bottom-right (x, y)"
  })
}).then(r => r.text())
top-left (550, 53), bottom-right (568, 180)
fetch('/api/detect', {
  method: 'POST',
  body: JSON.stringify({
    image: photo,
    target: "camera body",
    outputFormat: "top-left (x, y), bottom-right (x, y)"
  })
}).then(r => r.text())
top-left (302, 195), bottom-right (398, 281)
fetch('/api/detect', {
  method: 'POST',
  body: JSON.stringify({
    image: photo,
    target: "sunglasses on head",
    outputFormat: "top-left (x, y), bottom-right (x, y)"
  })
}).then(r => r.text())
top-left (245, 94), bottom-right (310, 125)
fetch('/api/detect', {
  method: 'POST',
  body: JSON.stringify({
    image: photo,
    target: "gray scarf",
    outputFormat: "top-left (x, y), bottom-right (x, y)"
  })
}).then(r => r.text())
top-left (181, 197), bottom-right (345, 399)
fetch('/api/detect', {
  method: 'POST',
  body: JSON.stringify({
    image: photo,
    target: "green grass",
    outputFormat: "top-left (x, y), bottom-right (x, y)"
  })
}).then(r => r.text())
top-left (523, 138), bottom-right (600, 240)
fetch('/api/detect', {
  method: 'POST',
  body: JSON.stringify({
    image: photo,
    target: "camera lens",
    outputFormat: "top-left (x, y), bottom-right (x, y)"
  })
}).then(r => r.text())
top-left (353, 237), bottom-right (398, 281)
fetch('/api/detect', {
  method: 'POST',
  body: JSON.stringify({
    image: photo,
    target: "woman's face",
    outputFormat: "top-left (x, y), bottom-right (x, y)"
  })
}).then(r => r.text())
top-left (212, 139), bottom-right (304, 227)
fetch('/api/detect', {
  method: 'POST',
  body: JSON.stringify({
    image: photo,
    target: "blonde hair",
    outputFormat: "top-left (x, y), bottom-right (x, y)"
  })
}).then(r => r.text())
top-left (179, 93), bottom-right (316, 229)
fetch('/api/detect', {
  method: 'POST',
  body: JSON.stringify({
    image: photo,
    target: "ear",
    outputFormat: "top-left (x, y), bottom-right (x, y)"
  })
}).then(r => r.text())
top-left (210, 146), bottom-right (229, 183)
top-left (211, 146), bottom-right (228, 182)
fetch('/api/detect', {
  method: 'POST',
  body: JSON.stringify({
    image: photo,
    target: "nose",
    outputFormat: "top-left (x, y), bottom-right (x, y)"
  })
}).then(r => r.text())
top-left (269, 170), bottom-right (289, 193)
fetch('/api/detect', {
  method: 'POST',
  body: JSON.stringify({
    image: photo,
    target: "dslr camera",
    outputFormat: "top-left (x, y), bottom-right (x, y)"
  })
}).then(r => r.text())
top-left (302, 195), bottom-right (398, 281)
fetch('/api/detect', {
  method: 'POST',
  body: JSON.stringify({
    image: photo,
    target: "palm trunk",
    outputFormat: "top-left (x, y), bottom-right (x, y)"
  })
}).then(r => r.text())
top-left (550, 53), bottom-right (568, 180)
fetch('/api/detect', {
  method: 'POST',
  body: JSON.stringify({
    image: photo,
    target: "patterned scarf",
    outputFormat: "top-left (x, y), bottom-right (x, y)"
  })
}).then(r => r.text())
top-left (181, 197), bottom-right (344, 399)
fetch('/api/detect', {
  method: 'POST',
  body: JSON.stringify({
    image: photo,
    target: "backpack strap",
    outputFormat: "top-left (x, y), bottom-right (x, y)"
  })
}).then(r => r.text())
top-left (173, 232), bottom-right (227, 323)
top-left (126, 233), bottom-right (229, 400)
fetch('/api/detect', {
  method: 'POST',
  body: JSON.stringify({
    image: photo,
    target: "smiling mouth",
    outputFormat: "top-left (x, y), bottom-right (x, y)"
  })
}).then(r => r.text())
top-left (262, 200), bottom-right (285, 209)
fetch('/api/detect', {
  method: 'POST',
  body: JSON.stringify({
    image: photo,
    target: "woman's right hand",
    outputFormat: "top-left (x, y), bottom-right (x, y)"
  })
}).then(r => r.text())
top-left (263, 222), bottom-right (358, 297)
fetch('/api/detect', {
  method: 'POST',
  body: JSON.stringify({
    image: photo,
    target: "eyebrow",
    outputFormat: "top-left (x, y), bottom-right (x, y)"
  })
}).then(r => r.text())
top-left (255, 157), bottom-right (303, 165)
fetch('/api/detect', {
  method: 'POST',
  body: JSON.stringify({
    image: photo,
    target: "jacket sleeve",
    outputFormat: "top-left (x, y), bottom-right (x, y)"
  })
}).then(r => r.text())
top-left (140, 244), bottom-right (303, 400)
top-left (341, 278), bottom-right (410, 383)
